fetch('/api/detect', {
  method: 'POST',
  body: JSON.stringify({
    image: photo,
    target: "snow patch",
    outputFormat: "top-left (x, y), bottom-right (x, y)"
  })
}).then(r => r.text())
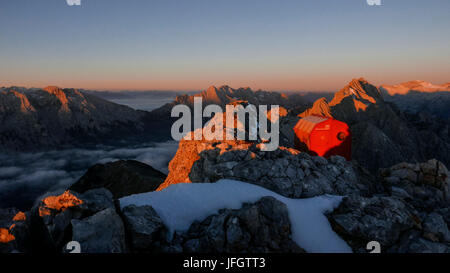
top-left (119, 179), bottom-right (352, 253)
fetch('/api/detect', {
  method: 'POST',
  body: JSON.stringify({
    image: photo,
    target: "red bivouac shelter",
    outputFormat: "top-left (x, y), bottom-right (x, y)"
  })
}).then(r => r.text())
top-left (293, 115), bottom-right (351, 160)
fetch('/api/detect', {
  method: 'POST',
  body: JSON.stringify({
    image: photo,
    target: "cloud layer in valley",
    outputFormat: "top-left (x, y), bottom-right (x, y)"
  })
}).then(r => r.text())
top-left (0, 141), bottom-right (179, 210)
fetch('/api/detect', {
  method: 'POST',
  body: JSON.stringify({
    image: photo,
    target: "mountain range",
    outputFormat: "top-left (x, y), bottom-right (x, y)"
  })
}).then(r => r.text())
top-left (381, 80), bottom-right (450, 95)
top-left (380, 81), bottom-right (450, 119)
top-left (157, 78), bottom-right (450, 173)
top-left (1, 78), bottom-right (449, 254)
top-left (0, 86), bottom-right (171, 152)
top-left (296, 78), bottom-right (450, 172)
top-left (1, 79), bottom-right (449, 174)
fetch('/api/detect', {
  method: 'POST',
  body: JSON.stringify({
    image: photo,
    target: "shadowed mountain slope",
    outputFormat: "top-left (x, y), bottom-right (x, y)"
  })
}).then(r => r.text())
top-left (0, 86), bottom-right (172, 152)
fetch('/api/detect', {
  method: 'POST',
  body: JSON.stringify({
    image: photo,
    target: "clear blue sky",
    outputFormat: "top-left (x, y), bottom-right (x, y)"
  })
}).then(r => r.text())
top-left (1, 0), bottom-right (449, 91)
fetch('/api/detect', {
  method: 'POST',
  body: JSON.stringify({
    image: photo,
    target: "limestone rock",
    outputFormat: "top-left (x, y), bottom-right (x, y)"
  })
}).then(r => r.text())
top-left (71, 208), bottom-right (126, 253)
top-left (121, 205), bottom-right (166, 251)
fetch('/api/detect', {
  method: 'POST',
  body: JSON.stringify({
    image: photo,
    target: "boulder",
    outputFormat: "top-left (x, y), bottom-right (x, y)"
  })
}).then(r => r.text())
top-left (33, 190), bottom-right (86, 250)
top-left (70, 160), bottom-right (167, 198)
top-left (70, 208), bottom-right (126, 253)
top-left (81, 188), bottom-right (115, 215)
top-left (181, 197), bottom-right (304, 253)
top-left (0, 208), bottom-right (18, 229)
top-left (29, 188), bottom-right (115, 251)
top-left (381, 159), bottom-right (450, 210)
top-left (390, 230), bottom-right (450, 253)
top-left (121, 205), bottom-right (166, 251)
top-left (403, 238), bottom-right (450, 253)
top-left (0, 208), bottom-right (31, 253)
top-left (0, 229), bottom-right (15, 253)
top-left (422, 212), bottom-right (450, 243)
top-left (328, 195), bottom-right (419, 252)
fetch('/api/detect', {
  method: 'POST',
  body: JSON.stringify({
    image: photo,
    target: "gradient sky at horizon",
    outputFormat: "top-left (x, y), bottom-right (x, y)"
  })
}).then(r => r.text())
top-left (1, 0), bottom-right (449, 91)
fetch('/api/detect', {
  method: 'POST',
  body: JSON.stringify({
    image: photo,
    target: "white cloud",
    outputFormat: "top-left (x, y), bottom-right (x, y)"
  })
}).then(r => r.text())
top-left (0, 141), bottom-right (178, 210)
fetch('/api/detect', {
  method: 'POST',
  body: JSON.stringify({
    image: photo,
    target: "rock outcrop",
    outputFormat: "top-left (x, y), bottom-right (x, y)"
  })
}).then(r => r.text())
top-left (188, 143), bottom-right (379, 198)
top-left (179, 197), bottom-right (304, 253)
top-left (121, 205), bottom-right (166, 252)
top-left (0, 208), bottom-right (30, 253)
top-left (328, 194), bottom-right (420, 252)
top-left (32, 188), bottom-right (117, 251)
top-left (129, 197), bottom-right (305, 253)
top-left (0, 188), bottom-right (120, 253)
top-left (327, 158), bottom-right (450, 253)
top-left (70, 160), bottom-right (167, 198)
top-left (1, 183), bottom-right (306, 253)
top-left (380, 159), bottom-right (450, 210)
top-left (70, 208), bottom-right (127, 253)
top-left (158, 138), bottom-right (252, 191)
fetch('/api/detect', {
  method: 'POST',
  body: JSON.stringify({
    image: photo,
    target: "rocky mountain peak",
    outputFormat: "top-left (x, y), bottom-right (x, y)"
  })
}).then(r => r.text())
top-left (205, 85), bottom-right (218, 94)
top-left (0, 89), bottom-right (36, 113)
top-left (43, 86), bottom-right (69, 102)
top-left (43, 85), bottom-right (63, 93)
top-left (298, 97), bottom-right (332, 118)
top-left (330, 78), bottom-right (383, 107)
top-left (299, 78), bottom-right (383, 120)
top-left (40, 86), bottom-right (70, 112)
top-left (203, 85), bottom-right (224, 104)
top-left (217, 85), bottom-right (232, 91)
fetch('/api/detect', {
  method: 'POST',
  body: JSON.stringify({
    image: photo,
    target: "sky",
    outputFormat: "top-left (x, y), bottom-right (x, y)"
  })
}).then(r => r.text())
top-left (1, 0), bottom-right (449, 91)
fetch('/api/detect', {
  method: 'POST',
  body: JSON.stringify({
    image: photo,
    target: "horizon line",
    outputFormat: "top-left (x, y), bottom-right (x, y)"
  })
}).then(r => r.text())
top-left (2, 78), bottom-right (449, 93)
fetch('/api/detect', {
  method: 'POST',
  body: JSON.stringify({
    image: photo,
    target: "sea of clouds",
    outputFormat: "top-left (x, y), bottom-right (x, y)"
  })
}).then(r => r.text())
top-left (0, 141), bottom-right (179, 210)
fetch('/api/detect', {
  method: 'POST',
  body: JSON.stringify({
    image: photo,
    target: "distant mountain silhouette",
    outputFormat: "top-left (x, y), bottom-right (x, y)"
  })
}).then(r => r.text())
top-left (378, 81), bottom-right (450, 120)
top-left (151, 85), bottom-right (310, 115)
top-left (380, 80), bottom-right (450, 95)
